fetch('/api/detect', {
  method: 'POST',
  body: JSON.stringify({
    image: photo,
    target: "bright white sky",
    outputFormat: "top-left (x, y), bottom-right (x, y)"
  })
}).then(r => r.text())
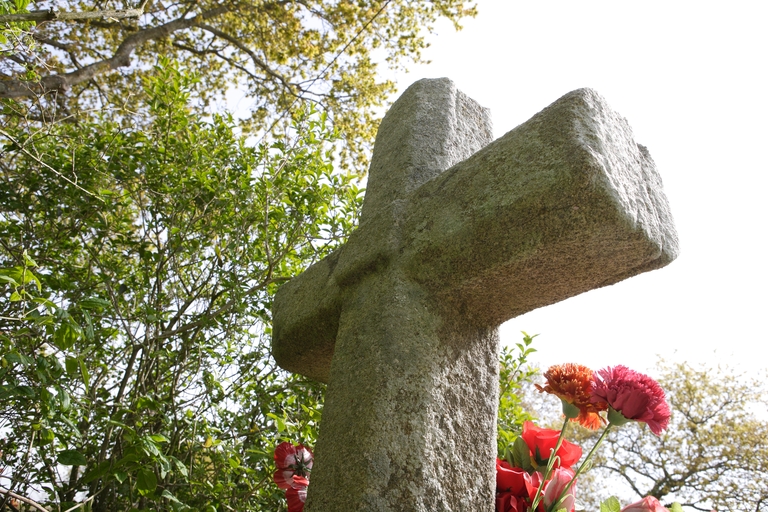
top-left (386, 1), bottom-right (768, 376)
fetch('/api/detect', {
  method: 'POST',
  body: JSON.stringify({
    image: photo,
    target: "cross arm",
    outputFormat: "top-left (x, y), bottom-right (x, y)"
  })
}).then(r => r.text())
top-left (271, 249), bottom-right (343, 382)
top-left (400, 88), bottom-right (679, 325)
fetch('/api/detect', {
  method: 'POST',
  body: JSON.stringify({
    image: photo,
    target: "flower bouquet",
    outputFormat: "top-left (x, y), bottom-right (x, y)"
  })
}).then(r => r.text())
top-left (272, 363), bottom-right (684, 512)
top-left (496, 363), bottom-right (682, 512)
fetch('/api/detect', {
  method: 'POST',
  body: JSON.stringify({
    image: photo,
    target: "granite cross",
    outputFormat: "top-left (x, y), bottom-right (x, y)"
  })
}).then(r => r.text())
top-left (271, 78), bottom-right (678, 510)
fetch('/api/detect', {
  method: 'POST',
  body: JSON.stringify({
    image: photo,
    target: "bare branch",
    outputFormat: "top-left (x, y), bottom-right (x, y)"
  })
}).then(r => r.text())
top-left (195, 22), bottom-right (296, 94)
top-left (0, 487), bottom-right (49, 512)
top-left (0, 5), bottom-right (231, 99)
top-left (0, 8), bottom-right (143, 23)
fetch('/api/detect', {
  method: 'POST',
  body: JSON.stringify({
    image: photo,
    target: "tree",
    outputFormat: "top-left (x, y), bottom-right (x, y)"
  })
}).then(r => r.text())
top-left (0, 59), bottom-right (361, 511)
top-left (1, 0), bottom-right (477, 167)
top-left (573, 360), bottom-right (768, 512)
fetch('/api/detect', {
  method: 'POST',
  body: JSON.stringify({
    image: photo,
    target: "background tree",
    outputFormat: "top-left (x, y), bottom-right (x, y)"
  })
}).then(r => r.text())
top-left (1, 0), bottom-right (477, 167)
top-left (572, 360), bottom-right (768, 512)
top-left (1, 2), bottom-right (483, 507)
top-left (0, 59), bottom-right (361, 511)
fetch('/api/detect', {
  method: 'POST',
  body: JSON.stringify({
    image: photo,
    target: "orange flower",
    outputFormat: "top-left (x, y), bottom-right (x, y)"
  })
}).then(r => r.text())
top-left (536, 363), bottom-right (607, 430)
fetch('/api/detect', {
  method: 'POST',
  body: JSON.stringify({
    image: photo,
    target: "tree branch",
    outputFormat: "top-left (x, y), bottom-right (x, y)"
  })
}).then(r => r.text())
top-left (195, 22), bottom-right (296, 94)
top-left (0, 8), bottom-right (143, 23)
top-left (0, 487), bottom-right (49, 512)
top-left (0, 5), bottom-right (231, 99)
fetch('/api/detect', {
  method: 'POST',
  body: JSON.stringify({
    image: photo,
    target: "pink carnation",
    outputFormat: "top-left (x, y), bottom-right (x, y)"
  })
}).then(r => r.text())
top-left (591, 366), bottom-right (671, 435)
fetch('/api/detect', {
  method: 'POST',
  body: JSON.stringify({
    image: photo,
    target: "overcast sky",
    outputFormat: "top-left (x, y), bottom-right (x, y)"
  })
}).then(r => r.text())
top-left (387, 1), bottom-right (767, 376)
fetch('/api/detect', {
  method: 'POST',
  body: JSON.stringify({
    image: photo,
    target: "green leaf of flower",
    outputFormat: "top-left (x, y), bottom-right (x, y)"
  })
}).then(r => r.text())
top-left (511, 436), bottom-right (534, 472)
top-left (600, 496), bottom-right (622, 512)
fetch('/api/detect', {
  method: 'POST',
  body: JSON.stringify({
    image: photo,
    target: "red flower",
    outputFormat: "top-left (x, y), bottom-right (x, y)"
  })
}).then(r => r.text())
top-left (496, 491), bottom-right (529, 512)
top-left (542, 467), bottom-right (577, 512)
top-left (521, 421), bottom-right (582, 468)
top-left (496, 459), bottom-right (534, 496)
top-left (536, 363), bottom-right (607, 430)
top-left (621, 496), bottom-right (671, 512)
top-left (591, 366), bottom-right (671, 435)
top-left (285, 476), bottom-right (309, 512)
top-left (273, 442), bottom-right (314, 490)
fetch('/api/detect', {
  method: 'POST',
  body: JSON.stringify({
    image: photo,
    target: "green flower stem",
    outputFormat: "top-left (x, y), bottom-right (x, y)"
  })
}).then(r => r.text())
top-left (530, 416), bottom-right (570, 512)
top-left (550, 424), bottom-right (614, 511)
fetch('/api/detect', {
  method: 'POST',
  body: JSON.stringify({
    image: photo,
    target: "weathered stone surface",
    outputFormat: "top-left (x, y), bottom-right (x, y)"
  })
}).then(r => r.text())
top-left (271, 78), bottom-right (678, 511)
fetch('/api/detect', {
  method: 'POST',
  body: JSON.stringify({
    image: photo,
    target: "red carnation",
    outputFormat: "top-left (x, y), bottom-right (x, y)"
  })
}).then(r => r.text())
top-left (591, 366), bottom-right (671, 435)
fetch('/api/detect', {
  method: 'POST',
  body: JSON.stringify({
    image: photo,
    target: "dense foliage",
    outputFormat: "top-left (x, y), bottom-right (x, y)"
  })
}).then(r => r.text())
top-left (0, 60), bottom-right (361, 511)
top-left (1, 0), bottom-right (477, 167)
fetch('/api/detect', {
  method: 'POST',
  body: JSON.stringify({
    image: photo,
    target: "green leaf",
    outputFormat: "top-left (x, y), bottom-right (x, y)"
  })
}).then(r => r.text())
top-left (58, 386), bottom-right (71, 411)
top-left (65, 356), bottom-right (79, 377)
top-left (78, 357), bottom-right (90, 393)
top-left (58, 449), bottom-right (88, 466)
top-left (38, 428), bottom-right (55, 444)
top-left (22, 251), bottom-right (37, 268)
top-left (161, 490), bottom-right (182, 504)
top-left (0, 273), bottom-right (19, 286)
top-left (600, 497), bottom-right (622, 512)
top-left (82, 310), bottom-right (94, 340)
top-left (511, 437), bottom-right (534, 472)
top-left (136, 468), bottom-right (157, 496)
top-left (170, 456), bottom-right (188, 478)
top-left (79, 297), bottom-right (111, 310)
top-left (54, 322), bottom-right (81, 350)
top-left (5, 352), bottom-right (33, 365)
top-left (669, 504), bottom-right (684, 512)
top-left (137, 395), bottom-right (158, 411)
top-left (81, 461), bottom-right (111, 484)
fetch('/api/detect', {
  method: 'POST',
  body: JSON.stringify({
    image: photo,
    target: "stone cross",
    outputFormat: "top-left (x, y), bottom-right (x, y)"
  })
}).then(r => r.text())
top-left (272, 78), bottom-right (678, 510)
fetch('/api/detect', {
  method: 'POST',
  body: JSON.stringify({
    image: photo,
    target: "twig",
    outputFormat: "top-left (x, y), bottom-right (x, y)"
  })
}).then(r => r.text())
top-left (0, 8), bottom-right (143, 23)
top-left (0, 127), bottom-right (104, 201)
top-left (0, 487), bottom-right (49, 512)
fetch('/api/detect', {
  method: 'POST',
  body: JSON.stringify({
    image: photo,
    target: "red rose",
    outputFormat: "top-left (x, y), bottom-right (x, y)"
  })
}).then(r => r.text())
top-left (521, 421), bottom-right (582, 468)
top-left (496, 491), bottom-right (528, 512)
top-left (621, 496), bottom-right (671, 512)
top-left (496, 459), bottom-right (534, 496)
